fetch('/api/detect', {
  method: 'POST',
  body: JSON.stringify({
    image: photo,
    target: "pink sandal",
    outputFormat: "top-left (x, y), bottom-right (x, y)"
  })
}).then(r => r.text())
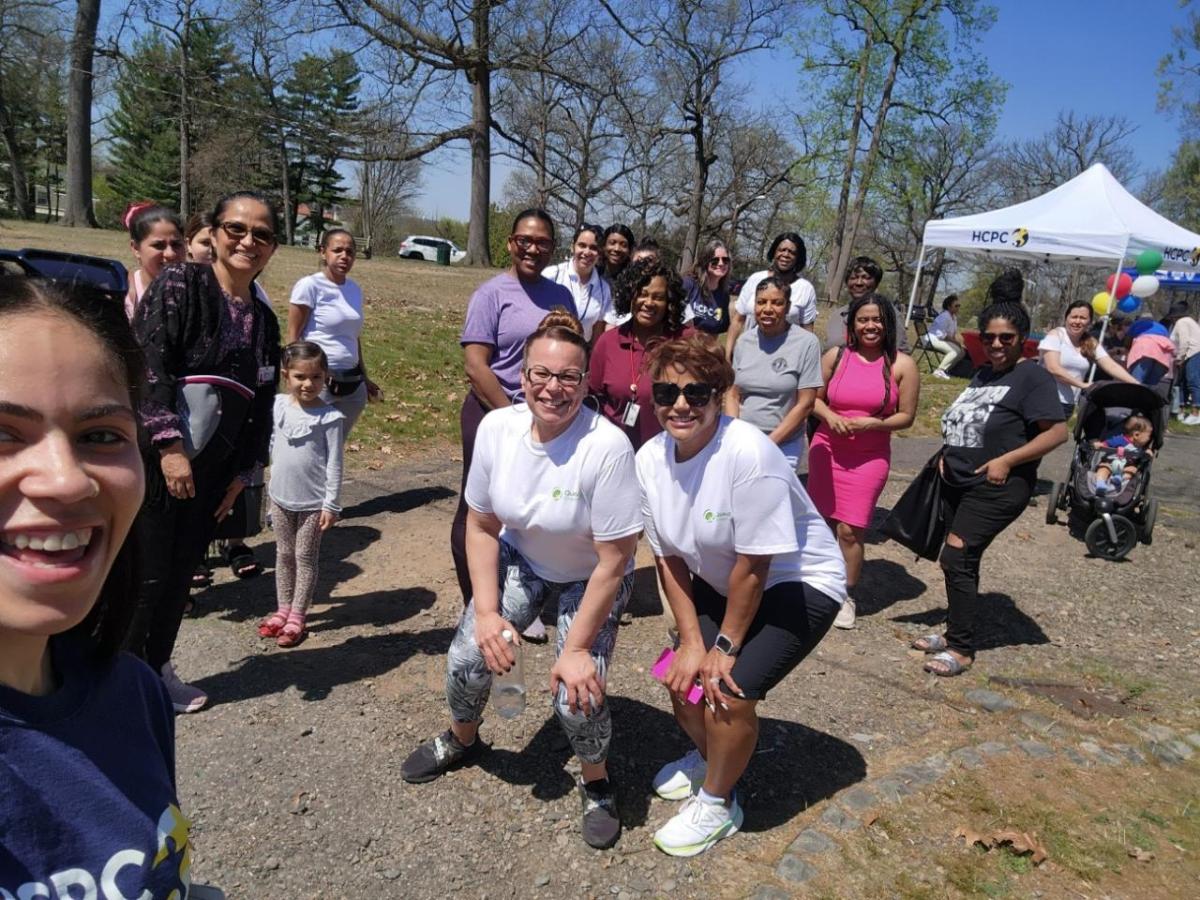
top-left (277, 616), bottom-right (308, 648)
top-left (258, 612), bottom-right (287, 638)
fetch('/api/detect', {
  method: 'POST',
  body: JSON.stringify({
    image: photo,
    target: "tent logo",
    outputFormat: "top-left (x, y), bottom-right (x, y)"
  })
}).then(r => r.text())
top-left (1162, 245), bottom-right (1199, 264)
top-left (1012, 227), bottom-right (1029, 248)
top-left (1192, 247), bottom-right (1200, 267)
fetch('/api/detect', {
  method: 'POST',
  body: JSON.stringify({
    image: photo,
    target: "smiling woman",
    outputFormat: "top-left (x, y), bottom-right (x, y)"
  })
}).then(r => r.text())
top-left (0, 278), bottom-right (194, 894)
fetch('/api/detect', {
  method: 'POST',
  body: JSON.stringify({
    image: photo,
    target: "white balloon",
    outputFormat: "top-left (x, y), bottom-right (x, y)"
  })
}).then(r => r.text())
top-left (1130, 274), bottom-right (1160, 298)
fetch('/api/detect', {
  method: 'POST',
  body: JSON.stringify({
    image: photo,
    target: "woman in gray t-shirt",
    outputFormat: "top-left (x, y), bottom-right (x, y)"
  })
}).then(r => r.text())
top-left (725, 276), bottom-right (824, 468)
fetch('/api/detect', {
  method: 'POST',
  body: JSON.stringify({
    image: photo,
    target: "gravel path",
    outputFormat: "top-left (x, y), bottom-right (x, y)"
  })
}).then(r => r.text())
top-left (174, 435), bottom-right (1200, 898)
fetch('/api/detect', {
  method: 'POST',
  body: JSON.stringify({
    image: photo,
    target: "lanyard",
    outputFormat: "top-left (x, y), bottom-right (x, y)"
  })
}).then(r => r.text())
top-left (628, 333), bottom-right (641, 398)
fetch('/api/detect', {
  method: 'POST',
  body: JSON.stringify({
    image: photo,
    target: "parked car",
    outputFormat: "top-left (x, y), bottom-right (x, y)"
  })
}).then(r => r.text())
top-left (398, 235), bottom-right (466, 263)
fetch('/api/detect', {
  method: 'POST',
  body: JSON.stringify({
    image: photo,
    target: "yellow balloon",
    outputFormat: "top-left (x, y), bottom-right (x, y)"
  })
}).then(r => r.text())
top-left (1091, 291), bottom-right (1114, 316)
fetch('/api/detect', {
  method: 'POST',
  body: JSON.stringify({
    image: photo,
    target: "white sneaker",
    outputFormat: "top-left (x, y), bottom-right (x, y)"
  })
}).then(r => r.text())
top-left (1184, 414), bottom-right (1200, 426)
top-left (652, 749), bottom-right (707, 800)
top-left (932, 369), bottom-right (951, 379)
top-left (161, 661), bottom-right (208, 713)
top-left (654, 794), bottom-right (743, 857)
top-left (834, 598), bottom-right (856, 629)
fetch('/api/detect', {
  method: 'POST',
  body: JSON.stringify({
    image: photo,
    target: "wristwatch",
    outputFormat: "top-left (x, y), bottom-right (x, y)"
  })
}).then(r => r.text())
top-left (714, 633), bottom-right (740, 657)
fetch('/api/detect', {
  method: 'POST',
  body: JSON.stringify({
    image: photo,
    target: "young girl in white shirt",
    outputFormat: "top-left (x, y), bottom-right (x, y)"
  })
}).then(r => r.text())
top-left (257, 342), bottom-right (345, 648)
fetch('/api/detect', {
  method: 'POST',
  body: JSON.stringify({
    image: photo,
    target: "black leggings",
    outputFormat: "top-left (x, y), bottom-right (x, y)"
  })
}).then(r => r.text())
top-left (126, 447), bottom-right (239, 671)
top-left (939, 477), bottom-right (1031, 657)
top-left (450, 391), bottom-right (490, 606)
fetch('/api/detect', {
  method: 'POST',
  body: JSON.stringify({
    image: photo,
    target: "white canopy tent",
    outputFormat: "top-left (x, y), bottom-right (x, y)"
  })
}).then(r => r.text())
top-left (905, 163), bottom-right (1200, 324)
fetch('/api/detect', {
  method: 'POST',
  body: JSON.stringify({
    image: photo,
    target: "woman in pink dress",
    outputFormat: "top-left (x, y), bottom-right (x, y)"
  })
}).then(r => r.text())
top-left (808, 294), bottom-right (919, 629)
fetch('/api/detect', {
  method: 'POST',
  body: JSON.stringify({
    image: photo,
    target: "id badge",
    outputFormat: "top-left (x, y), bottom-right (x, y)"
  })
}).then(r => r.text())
top-left (622, 402), bottom-right (640, 427)
top-left (258, 365), bottom-right (276, 385)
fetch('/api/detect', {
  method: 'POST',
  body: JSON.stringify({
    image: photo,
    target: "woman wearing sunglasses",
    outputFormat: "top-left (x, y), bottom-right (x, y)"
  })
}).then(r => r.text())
top-left (403, 309), bottom-right (640, 851)
top-left (542, 223), bottom-right (612, 342)
top-left (453, 210), bottom-right (574, 643)
top-left (588, 259), bottom-right (690, 450)
top-left (725, 232), bottom-right (816, 359)
top-left (682, 240), bottom-right (733, 335)
top-left (914, 269), bottom-right (1067, 677)
top-left (635, 336), bottom-right (846, 856)
top-left (125, 191), bottom-right (282, 712)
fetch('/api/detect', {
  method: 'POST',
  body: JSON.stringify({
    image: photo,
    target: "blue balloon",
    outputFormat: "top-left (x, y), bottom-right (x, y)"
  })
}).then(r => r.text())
top-left (1117, 295), bottom-right (1141, 314)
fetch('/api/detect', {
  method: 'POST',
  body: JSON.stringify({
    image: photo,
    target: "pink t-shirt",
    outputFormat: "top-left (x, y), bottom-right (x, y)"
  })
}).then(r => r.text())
top-left (1127, 334), bottom-right (1176, 370)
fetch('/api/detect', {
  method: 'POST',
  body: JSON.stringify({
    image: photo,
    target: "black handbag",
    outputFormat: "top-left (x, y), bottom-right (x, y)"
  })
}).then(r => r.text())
top-left (214, 483), bottom-right (265, 540)
top-left (880, 450), bottom-right (946, 561)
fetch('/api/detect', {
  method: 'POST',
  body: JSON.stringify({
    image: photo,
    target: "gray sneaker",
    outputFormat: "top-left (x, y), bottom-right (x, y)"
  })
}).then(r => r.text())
top-left (579, 777), bottom-right (621, 849)
top-left (401, 729), bottom-right (483, 783)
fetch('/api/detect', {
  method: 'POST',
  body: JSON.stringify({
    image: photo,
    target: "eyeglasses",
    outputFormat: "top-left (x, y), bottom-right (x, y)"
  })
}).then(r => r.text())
top-left (980, 332), bottom-right (1019, 346)
top-left (510, 235), bottom-right (555, 253)
top-left (525, 365), bottom-right (585, 387)
top-left (217, 221), bottom-right (276, 246)
top-left (708, 256), bottom-right (730, 267)
top-left (651, 381), bottom-right (716, 407)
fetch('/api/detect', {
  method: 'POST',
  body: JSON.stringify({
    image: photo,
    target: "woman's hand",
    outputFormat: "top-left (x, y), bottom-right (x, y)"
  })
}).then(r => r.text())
top-left (213, 478), bottom-right (245, 520)
top-left (319, 509), bottom-right (339, 531)
top-left (551, 648), bottom-right (603, 715)
top-left (474, 610), bottom-right (518, 675)
top-left (366, 378), bottom-right (383, 401)
top-left (845, 416), bottom-right (879, 433)
top-left (665, 641), bottom-right (706, 700)
top-left (701, 647), bottom-right (745, 710)
top-left (975, 456), bottom-right (1012, 485)
top-left (160, 445), bottom-right (195, 499)
top-left (826, 412), bottom-right (853, 436)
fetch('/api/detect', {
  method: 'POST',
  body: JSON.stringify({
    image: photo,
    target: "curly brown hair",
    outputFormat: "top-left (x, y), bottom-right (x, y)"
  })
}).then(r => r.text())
top-left (644, 334), bottom-right (734, 402)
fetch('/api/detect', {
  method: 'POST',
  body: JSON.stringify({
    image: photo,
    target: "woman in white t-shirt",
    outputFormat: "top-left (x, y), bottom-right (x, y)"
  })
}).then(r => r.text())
top-left (287, 229), bottom-right (381, 434)
top-left (919, 295), bottom-right (965, 379)
top-left (401, 309), bottom-right (641, 852)
top-left (1038, 299), bottom-right (1137, 418)
top-left (725, 231), bottom-right (817, 359)
top-left (635, 336), bottom-right (847, 857)
top-left (542, 223), bottom-right (613, 341)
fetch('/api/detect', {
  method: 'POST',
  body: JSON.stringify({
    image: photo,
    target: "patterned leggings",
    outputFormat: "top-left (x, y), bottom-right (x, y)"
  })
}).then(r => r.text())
top-left (271, 501), bottom-right (325, 617)
top-left (446, 541), bottom-right (633, 765)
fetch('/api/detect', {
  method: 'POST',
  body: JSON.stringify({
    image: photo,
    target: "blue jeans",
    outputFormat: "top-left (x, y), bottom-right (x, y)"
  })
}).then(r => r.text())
top-left (1183, 354), bottom-right (1200, 408)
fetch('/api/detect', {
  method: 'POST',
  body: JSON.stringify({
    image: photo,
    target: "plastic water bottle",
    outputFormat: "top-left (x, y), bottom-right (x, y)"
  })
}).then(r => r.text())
top-left (492, 629), bottom-right (526, 719)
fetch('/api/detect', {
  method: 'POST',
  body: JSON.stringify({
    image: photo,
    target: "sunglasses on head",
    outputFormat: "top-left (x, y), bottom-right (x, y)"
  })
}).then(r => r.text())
top-left (980, 331), bottom-right (1019, 346)
top-left (651, 381), bottom-right (716, 407)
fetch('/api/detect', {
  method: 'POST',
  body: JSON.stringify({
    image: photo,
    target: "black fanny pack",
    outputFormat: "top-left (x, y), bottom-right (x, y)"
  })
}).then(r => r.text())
top-left (328, 364), bottom-right (364, 397)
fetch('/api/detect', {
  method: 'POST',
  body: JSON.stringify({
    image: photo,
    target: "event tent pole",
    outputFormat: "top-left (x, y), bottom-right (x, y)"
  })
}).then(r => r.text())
top-left (904, 244), bottom-right (927, 326)
top-left (1087, 252), bottom-right (1126, 383)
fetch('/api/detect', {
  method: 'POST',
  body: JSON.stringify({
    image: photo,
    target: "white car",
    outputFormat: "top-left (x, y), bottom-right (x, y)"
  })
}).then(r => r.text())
top-left (398, 235), bottom-right (466, 263)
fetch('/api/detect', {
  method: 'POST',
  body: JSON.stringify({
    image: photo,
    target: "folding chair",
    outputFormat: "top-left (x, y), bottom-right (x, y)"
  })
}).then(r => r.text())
top-left (909, 308), bottom-right (939, 373)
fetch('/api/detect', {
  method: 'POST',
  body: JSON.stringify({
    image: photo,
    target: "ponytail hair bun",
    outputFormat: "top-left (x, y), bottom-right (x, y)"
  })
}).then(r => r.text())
top-left (523, 305), bottom-right (591, 366)
top-left (537, 306), bottom-right (585, 336)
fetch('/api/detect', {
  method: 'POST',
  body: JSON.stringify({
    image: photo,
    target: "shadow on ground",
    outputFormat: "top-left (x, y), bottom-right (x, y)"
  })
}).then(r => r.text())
top-left (856, 558), bottom-right (927, 617)
top-left (343, 485), bottom-right (456, 520)
top-left (478, 696), bottom-right (865, 833)
top-left (194, 626), bottom-right (453, 705)
top-left (891, 591), bottom-right (1050, 651)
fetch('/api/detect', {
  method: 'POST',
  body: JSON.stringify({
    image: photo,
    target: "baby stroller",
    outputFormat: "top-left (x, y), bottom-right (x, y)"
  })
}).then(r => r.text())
top-left (1044, 380), bottom-right (1168, 561)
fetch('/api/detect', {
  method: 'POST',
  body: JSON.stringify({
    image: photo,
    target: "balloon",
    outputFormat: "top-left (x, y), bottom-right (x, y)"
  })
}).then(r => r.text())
top-left (1130, 274), bottom-right (1160, 298)
top-left (1092, 291), bottom-right (1115, 316)
top-left (1117, 295), bottom-right (1141, 314)
top-left (1106, 272), bottom-right (1133, 299)
top-left (1135, 250), bottom-right (1163, 275)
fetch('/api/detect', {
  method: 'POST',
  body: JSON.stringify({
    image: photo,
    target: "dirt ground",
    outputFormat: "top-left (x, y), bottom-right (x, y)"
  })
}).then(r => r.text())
top-left (173, 433), bottom-right (1200, 899)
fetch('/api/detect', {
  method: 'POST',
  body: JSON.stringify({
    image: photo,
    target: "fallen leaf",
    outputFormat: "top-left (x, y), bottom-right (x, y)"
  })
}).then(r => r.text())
top-left (380, 445), bottom-right (394, 454)
top-left (1015, 531), bottom-right (1032, 541)
top-left (992, 829), bottom-right (1048, 865)
top-left (289, 791), bottom-right (309, 815)
top-left (367, 459), bottom-right (383, 471)
top-left (955, 825), bottom-right (991, 849)
top-left (863, 811), bottom-right (880, 828)
top-left (1128, 847), bottom-right (1155, 862)
top-left (346, 442), bottom-right (362, 453)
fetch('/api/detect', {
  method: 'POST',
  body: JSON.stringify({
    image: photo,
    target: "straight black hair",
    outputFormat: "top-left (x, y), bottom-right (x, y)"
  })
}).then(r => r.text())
top-left (0, 276), bottom-right (146, 661)
top-left (572, 223), bottom-right (604, 245)
top-left (282, 340), bottom-right (329, 373)
top-left (128, 204), bottom-right (183, 243)
top-left (603, 223), bottom-right (635, 246)
top-left (837, 292), bottom-right (898, 417)
top-left (767, 232), bottom-right (807, 273)
top-left (211, 191), bottom-right (282, 243)
top-left (184, 211), bottom-right (212, 244)
top-left (512, 208), bottom-right (556, 242)
top-left (941, 294), bottom-right (959, 312)
top-left (318, 228), bottom-right (356, 251)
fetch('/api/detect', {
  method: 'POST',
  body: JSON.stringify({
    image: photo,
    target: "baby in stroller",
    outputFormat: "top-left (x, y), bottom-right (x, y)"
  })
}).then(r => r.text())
top-left (1090, 413), bottom-right (1153, 494)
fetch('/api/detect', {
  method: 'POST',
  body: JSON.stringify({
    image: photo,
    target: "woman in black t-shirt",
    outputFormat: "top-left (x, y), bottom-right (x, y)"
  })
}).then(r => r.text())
top-left (912, 271), bottom-right (1067, 676)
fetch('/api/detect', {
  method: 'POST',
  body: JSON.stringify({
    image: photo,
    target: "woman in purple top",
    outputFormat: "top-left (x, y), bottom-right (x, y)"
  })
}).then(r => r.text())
top-left (451, 209), bottom-right (575, 609)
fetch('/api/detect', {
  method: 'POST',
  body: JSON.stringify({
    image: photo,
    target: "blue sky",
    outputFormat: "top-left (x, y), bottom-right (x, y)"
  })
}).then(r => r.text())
top-left (414, 0), bottom-right (1194, 221)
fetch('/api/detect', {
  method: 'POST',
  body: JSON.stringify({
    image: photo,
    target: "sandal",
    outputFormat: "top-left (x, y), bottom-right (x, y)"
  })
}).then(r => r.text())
top-left (911, 633), bottom-right (947, 653)
top-left (226, 544), bottom-right (260, 579)
top-left (924, 650), bottom-right (972, 677)
top-left (277, 616), bottom-right (308, 648)
top-left (258, 612), bottom-right (287, 638)
top-left (191, 565), bottom-right (211, 588)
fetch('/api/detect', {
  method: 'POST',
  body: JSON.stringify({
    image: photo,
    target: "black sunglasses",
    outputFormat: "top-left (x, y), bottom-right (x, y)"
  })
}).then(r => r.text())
top-left (980, 331), bottom-right (1019, 346)
top-left (651, 382), bottom-right (717, 407)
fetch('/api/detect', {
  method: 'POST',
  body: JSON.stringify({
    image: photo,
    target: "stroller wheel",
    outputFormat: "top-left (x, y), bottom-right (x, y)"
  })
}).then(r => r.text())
top-left (1045, 481), bottom-right (1064, 525)
top-left (1141, 498), bottom-right (1158, 545)
top-left (1084, 515), bottom-right (1138, 561)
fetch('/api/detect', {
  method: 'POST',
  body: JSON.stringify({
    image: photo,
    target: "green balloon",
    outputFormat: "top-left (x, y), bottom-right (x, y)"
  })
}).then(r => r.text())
top-left (1136, 249), bottom-right (1163, 275)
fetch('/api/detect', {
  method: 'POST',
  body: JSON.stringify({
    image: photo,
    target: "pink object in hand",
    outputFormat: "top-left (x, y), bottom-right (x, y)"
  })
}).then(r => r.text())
top-left (652, 648), bottom-right (704, 704)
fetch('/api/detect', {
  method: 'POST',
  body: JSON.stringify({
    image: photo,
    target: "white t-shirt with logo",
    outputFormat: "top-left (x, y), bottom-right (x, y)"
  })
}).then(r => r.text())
top-left (635, 417), bottom-right (846, 602)
top-left (734, 270), bottom-right (818, 327)
top-left (465, 404), bottom-right (642, 583)
top-left (290, 272), bottom-right (364, 371)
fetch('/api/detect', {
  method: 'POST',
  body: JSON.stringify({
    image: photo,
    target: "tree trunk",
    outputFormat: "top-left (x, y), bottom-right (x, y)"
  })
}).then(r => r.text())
top-left (62, 0), bottom-right (100, 227)
top-left (681, 124), bottom-right (708, 274)
top-left (824, 34), bottom-right (873, 304)
top-left (464, 2), bottom-right (492, 266)
top-left (0, 90), bottom-right (33, 219)
top-left (178, 7), bottom-right (191, 218)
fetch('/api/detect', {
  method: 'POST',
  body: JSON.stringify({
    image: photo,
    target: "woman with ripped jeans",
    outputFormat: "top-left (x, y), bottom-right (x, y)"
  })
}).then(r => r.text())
top-left (401, 309), bottom-right (641, 851)
top-left (913, 271), bottom-right (1067, 676)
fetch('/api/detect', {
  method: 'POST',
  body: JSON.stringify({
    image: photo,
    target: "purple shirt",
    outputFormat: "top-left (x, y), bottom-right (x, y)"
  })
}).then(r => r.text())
top-left (460, 273), bottom-right (574, 399)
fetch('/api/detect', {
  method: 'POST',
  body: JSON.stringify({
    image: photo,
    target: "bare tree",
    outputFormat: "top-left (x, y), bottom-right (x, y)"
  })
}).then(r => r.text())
top-left (355, 115), bottom-right (422, 251)
top-left (994, 111), bottom-right (1140, 201)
